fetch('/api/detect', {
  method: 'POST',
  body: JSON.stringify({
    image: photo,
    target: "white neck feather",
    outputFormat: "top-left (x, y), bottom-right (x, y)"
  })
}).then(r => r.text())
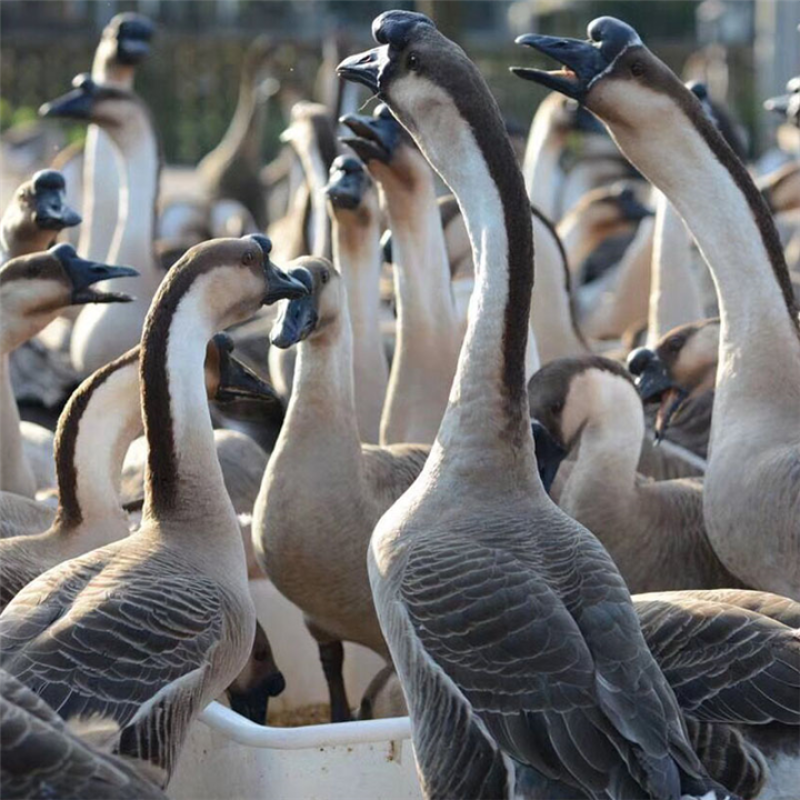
top-left (0, 355), bottom-right (36, 497)
top-left (522, 105), bottom-right (563, 219)
top-left (646, 191), bottom-right (704, 348)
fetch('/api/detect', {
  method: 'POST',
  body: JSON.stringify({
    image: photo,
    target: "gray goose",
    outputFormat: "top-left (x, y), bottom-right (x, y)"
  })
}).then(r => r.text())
top-left (339, 12), bottom-right (728, 799)
top-left (0, 235), bottom-right (306, 783)
top-left (0, 245), bottom-right (136, 499)
top-left (253, 259), bottom-right (429, 722)
top-left (528, 355), bottom-right (743, 593)
top-left (1, 669), bottom-right (167, 800)
top-left (514, 16), bottom-right (800, 598)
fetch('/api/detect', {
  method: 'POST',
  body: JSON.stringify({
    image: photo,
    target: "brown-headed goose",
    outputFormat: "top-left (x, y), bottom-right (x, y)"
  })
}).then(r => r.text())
top-left (0, 333), bottom-right (274, 611)
top-left (41, 73), bottom-right (161, 377)
top-left (0, 235), bottom-right (306, 782)
top-left (253, 259), bottom-right (429, 721)
top-left (1, 669), bottom-right (168, 800)
top-left (79, 13), bottom-right (155, 263)
top-left (758, 160), bottom-right (800, 217)
top-left (340, 104), bottom-right (465, 444)
top-left (528, 355), bottom-right (743, 592)
top-left (516, 16), bottom-right (800, 598)
top-left (325, 155), bottom-right (389, 443)
top-left (0, 245), bottom-right (136, 498)
top-left (339, 13), bottom-right (728, 798)
top-left (0, 171), bottom-right (82, 263)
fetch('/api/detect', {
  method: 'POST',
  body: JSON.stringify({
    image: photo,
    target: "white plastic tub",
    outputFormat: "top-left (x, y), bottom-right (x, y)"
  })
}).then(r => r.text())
top-left (168, 580), bottom-right (423, 800)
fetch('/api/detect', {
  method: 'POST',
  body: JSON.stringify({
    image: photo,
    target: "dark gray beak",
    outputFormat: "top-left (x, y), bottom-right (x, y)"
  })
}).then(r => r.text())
top-left (340, 105), bottom-right (402, 164)
top-left (52, 243), bottom-right (138, 304)
top-left (531, 420), bottom-right (567, 495)
top-left (34, 189), bottom-right (82, 231)
top-left (627, 347), bottom-right (674, 402)
top-left (40, 75), bottom-right (96, 121)
top-left (325, 157), bottom-right (370, 210)
top-left (269, 268), bottom-right (317, 348)
top-left (617, 188), bottom-right (653, 222)
top-left (213, 333), bottom-right (280, 405)
top-left (227, 671), bottom-right (286, 724)
top-left (244, 234), bottom-right (309, 304)
top-left (512, 33), bottom-right (610, 101)
top-left (337, 48), bottom-right (383, 94)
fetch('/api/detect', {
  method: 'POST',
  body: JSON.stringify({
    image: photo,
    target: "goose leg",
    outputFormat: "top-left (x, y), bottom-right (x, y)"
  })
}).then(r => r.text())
top-left (305, 619), bottom-right (351, 722)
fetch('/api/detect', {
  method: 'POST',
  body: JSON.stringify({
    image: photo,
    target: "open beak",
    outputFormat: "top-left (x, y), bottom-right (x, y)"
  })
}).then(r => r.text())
top-left (511, 33), bottom-right (609, 101)
top-left (340, 107), bottom-right (401, 164)
top-left (34, 190), bottom-right (82, 231)
top-left (337, 48), bottom-right (383, 95)
top-left (217, 350), bottom-right (281, 405)
top-left (653, 387), bottom-right (689, 441)
top-left (53, 244), bottom-right (138, 304)
top-left (531, 419), bottom-right (568, 495)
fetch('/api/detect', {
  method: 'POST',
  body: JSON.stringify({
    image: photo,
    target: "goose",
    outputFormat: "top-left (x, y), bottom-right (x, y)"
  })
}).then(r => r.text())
top-left (764, 76), bottom-right (800, 132)
top-left (359, 590), bottom-right (800, 799)
top-left (0, 170), bottom-right (82, 262)
top-left (340, 104), bottom-right (465, 445)
top-left (196, 37), bottom-right (276, 230)
top-left (253, 258), bottom-right (430, 721)
top-left (79, 12), bottom-right (155, 263)
top-left (515, 16), bottom-right (800, 598)
top-left (1, 245), bottom-right (136, 498)
top-left (338, 12), bottom-right (728, 799)
top-left (1, 669), bottom-right (167, 800)
top-left (0, 234), bottom-right (306, 782)
top-left (40, 73), bottom-right (162, 377)
top-left (527, 354), bottom-right (743, 593)
top-left (325, 154), bottom-right (389, 444)
top-left (0, 332), bottom-right (274, 611)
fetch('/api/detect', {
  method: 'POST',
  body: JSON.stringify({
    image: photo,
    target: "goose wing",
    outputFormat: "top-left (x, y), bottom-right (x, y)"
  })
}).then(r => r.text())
top-left (1, 670), bottom-right (167, 799)
top-left (635, 594), bottom-right (800, 725)
top-left (397, 527), bottom-right (698, 799)
top-left (0, 547), bottom-right (226, 769)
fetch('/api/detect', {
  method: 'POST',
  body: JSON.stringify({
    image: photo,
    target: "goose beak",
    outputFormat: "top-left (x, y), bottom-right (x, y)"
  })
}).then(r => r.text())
top-left (52, 244), bottom-right (138, 305)
top-left (337, 48), bottom-right (383, 94)
top-left (264, 263), bottom-right (309, 304)
top-left (227, 670), bottom-right (286, 725)
top-left (34, 191), bottom-right (82, 231)
top-left (324, 159), bottom-right (369, 210)
top-left (270, 298), bottom-right (317, 350)
top-left (340, 106), bottom-right (401, 164)
top-left (531, 419), bottom-right (567, 495)
top-left (511, 33), bottom-right (608, 101)
top-left (617, 190), bottom-right (653, 222)
top-left (627, 347), bottom-right (687, 440)
top-left (217, 351), bottom-right (280, 406)
top-left (39, 78), bottom-right (95, 121)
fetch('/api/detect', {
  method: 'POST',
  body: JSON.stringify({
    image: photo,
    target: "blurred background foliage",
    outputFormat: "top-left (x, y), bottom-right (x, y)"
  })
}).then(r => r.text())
top-left (0, 0), bottom-right (796, 166)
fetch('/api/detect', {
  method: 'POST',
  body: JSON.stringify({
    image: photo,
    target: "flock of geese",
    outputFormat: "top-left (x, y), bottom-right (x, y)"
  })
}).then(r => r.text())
top-left (1, 8), bottom-right (799, 800)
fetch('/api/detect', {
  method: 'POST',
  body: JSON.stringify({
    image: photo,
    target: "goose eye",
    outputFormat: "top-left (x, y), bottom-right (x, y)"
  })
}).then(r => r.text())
top-left (550, 400), bottom-right (564, 415)
top-left (630, 60), bottom-right (646, 78)
top-left (321, 269), bottom-right (330, 285)
top-left (242, 250), bottom-right (256, 266)
top-left (407, 52), bottom-right (420, 72)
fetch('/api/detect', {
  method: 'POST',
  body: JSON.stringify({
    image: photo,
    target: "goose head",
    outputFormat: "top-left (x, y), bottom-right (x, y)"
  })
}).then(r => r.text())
top-left (154, 234), bottom-right (308, 337)
top-left (324, 155), bottom-right (378, 220)
top-left (280, 101), bottom-right (339, 169)
top-left (39, 75), bottom-right (147, 145)
top-left (205, 332), bottom-right (280, 406)
top-left (628, 319), bottom-right (720, 439)
top-left (0, 244), bottom-right (137, 350)
top-left (765, 76), bottom-right (800, 130)
top-left (1, 170), bottom-right (81, 256)
top-left (96, 12), bottom-right (155, 81)
top-left (337, 11), bottom-right (511, 187)
top-left (269, 259), bottom-right (342, 348)
top-left (529, 354), bottom-right (639, 454)
top-left (568, 181), bottom-right (652, 228)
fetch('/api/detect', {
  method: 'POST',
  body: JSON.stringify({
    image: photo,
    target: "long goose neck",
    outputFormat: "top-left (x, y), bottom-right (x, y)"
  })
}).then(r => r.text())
top-left (229, 78), bottom-right (266, 164)
top-left (0, 354), bottom-right (35, 497)
top-left (423, 119), bottom-right (538, 484)
top-left (612, 103), bottom-right (800, 388)
top-left (281, 303), bottom-right (363, 460)
top-left (107, 109), bottom-right (160, 285)
top-left (53, 351), bottom-right (140, 529)
top-left (646, 191), bottom-right (704, 348)
top-left (562, 377), bottom-right (643, 517)
top-left (522, 106), bottom-right (563, 219)
top-left (141, 284), bottom-right (231, 525)
top-left (78, 61), bottom-right (134, 262)
top-left (383, 171), bottom-right (457, 332)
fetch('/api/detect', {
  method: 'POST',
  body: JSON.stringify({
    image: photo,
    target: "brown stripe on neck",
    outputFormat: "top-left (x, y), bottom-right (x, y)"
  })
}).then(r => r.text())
top-left (53, 346), bottom-right (139, 529)
top-left (429, 44), bottom-right (534, 441)
top-left (643, 56), bottom-right (800, 336)
top-left (530, 203), bottom-right (589, 351)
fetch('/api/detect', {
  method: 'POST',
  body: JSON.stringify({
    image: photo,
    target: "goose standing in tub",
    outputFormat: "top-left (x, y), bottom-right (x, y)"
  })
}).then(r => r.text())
top-left (339, 12), bottom-right (729, 799)
top-left (0, 235), bottom-right (306, 783)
